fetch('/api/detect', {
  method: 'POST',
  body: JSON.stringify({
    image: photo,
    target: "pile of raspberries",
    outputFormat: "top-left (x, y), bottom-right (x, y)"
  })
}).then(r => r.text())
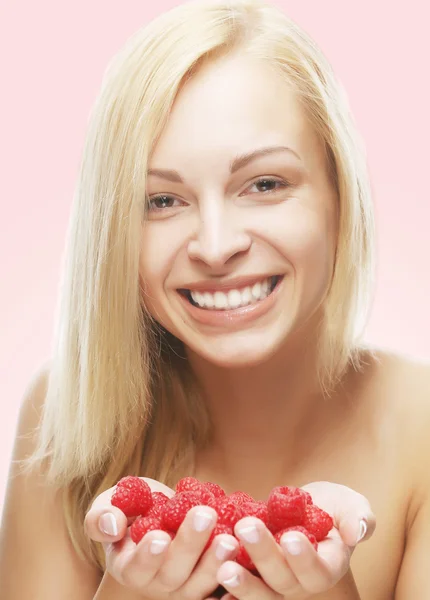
top-left (111, 476), bottom-right (333, 572)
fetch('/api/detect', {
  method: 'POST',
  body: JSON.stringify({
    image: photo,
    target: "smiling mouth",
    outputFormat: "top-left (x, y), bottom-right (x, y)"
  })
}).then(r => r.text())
top-left (178, 275), bottom-right (282, 311)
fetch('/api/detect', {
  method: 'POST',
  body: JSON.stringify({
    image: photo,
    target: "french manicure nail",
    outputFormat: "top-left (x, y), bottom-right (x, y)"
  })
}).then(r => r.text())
top-left (223, 574), bottom-right (240, 587)
top-left (356, 519), bottom-right (367, 543)
top-left (237, 524), bottom-right (259, 543)
top-left (150, 539), bottom-right (170, 554)
top-left (98, 513), bottom-right (118, 536)
top-left (283, 535), bottom-right (302, 555)
top-left (193, 510), bottom-right (214, 532)
top-left (215, 540), bottom-right (236, 561)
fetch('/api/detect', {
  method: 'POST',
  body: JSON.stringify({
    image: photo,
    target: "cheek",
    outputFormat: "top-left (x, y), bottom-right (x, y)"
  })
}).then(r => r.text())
top-left (270, 204), bottom-right (336, 270)
top-left (139, 226), bottom-right (173, 301)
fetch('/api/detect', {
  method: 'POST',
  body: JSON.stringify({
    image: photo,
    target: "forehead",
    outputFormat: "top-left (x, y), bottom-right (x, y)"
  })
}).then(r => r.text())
top-left (149, 54), bottom-right (324, 174)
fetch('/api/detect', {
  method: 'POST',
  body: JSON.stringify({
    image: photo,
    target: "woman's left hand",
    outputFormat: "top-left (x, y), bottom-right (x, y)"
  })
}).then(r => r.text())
top-left (210, 481), bottom-right (376, 600)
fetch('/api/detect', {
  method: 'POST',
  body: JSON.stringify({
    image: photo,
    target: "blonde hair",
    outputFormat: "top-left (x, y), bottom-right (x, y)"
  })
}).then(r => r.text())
top-left (20, 0), bottom-right (375, 573)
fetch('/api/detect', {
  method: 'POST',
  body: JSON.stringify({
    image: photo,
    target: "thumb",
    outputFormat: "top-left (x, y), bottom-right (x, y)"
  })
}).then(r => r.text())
top-left (337, 507), bottom-right (376, 547)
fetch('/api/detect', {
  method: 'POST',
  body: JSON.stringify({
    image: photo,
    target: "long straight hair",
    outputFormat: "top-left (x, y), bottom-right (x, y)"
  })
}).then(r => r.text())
top-left (19, 0), bottom-right (375, 572)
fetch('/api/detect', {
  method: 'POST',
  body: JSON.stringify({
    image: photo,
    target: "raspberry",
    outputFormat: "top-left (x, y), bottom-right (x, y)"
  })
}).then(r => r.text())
top-left (228, 491), bottom-right (255, 505)
top-left (111, 476), bottom-right (153, 518)
top-left (204, 481), bottom-right (226, 498)
top-left (161, 491), bottom-right (202, 532)
top-left (241, 501), bottom-right (269, 527)
top-left (145, 491), bottom-right (170, 518)
top-left (175, 477), bottom-right (202, 493)
top-left (130, 515), bottom-right (164, 544)
top-left (203, 523), bottom-right (234, 552)
top-left (274, 525), bottom-right (318, 550)
top-left (302, 490), bottom-right (313, 505)
top-left (145, 504), bottom-right (162, 519)
top-left (267, 486), bottom-right (307, 533)
top-left (175, 477), bottom-right (215, 506)
top-left (214, 497), bottom-right (245, 529)
top-left (152, 491), bottom-right (170, 506)
top-left (236, 543), bottom-right (257, 572)
top-left (303, 504), bottom-right (333, 542)
top-left (197, 488), bottom-right (216, 506)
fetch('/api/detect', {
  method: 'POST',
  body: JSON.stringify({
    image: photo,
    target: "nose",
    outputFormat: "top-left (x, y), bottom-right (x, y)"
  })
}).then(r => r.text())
top-left (187, 200), bottom-right (252, 269)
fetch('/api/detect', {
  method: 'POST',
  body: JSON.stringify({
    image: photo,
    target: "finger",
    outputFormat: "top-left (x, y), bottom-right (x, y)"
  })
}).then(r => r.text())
top-left (216, 561), bottom-right (278, 599)
top-left (105, 527), bottom-right (172, 589)
top-left (301, 482), bottom-right (376, 546)
top-left (156, 505), bottom-right (218, 590)
top-left (179, 533), bottom-right (239, 598)
top-left (84, 486), bottom-right (129, 543)
top-left (337, 509), bottom-right (376, 547)
top-left (280, 528), bottom-right (349, 595)
top-left (234, 517), bottom-right (300, 594)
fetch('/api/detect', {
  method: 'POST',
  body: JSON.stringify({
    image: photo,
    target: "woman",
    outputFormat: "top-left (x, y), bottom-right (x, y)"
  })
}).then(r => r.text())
top-left (1, 0), bottom-right (429, 598)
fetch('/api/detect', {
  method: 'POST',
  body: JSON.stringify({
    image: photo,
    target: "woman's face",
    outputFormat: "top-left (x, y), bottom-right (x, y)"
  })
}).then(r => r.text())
top-left (140, 54), bottom-right (338, 367)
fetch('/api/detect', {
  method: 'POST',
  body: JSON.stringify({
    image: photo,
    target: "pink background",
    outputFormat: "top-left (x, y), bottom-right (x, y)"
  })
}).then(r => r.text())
top-left (1, 0), bottom-right (429, 517)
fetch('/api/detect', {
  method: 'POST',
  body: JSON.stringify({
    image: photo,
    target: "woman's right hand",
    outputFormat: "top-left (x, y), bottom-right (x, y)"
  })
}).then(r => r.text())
top-left (84, 477), bottom-right (239, 599)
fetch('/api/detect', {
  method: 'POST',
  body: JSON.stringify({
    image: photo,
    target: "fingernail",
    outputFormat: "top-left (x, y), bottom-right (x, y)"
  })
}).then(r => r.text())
top-left (98, 513), bottom-right (118, 536)
top-left (356, 519), bottom-right (367, 543)
top-left (237, 524), bottom-right (259, 543)
top-left (215, 540), bottom-right (236, 561)
top-left (220, 563), bottom-right (241, 587)
top-left (223, 573), bottom-right (240, 587)
top-left (149, 539), bottom-right (170, 555)
top-left (283, 534), bottom-right (302, 555)
top-left (193, 510), bottom-right (214, 532)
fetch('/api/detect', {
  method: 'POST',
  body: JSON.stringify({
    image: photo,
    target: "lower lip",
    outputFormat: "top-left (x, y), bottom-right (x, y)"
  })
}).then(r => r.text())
top-left (177, 277), bottom-right (284, 327)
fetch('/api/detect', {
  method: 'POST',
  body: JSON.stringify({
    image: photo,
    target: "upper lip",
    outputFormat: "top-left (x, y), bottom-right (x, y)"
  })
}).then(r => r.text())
top-left (178, 274), bottom-right (279, 293)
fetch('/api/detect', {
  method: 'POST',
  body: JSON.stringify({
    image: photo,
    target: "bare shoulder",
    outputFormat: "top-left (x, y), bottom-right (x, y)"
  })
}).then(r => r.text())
top-left (0, 361), bottom-right (102, 599)
top-left (362, 345), bottom-right (430, 485)
top-left (365, 345), bottom-right (430, 409)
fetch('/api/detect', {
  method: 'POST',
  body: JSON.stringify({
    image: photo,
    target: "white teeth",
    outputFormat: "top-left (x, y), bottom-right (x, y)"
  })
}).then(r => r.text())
top-left (227, 289), bottom-right (242, 309)
top-left (214, 291), bottom-right (228, 309)
top-left (203, 292), bottom-right (214, 309)
top-left (188, 276), bottom-right (276, 311)
top-left (241, 286), bottom-right (252, 305)
top-left (193, 291), bottom-right (204, 306)
top-left (251, 282), bottom-right (261, 300)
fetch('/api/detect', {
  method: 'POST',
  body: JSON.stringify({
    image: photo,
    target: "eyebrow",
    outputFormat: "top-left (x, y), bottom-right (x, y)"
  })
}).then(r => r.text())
top-left (147, 145), bottom-right (302, 183)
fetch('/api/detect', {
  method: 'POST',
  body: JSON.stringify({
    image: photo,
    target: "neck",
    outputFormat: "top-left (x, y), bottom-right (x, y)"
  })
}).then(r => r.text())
top-left (187, 319), bottom-right (349, 498)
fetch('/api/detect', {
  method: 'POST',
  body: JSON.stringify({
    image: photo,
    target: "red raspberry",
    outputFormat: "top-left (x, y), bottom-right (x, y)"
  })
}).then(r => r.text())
top-left (204, 481), bottom-right (226, 498)
top-left (274, 525), bottom-right (318, 550)
top-left (145, 491), bottom-right (170, 518)
top-left (175, 477), bottom-right (202, 493)
top-left (175, 477), bottom-right (215, 506)
top-left (197, 488), bottom-right (216, 506)
top-left (303, 504), bottom-right (333, 542)
top-left (214, 497), bottom-right (245, 528)
top-left (228, 491), bottom-right (255, 505)
top-left (145, 504), bottom-right (162, 519)
top-left (130, 515), bottom-right (165, 544)
top-left (242, 501), bottom-right (269, 527)
top-left (302, 490), bottom-right (313, 505)
top-left (111, 476), bottom-right (153, 518)
top-left (235, 543), bottom-right (257, 572)
top-left (267, 486), bottom-right (307, 533)
top-left (161, 491), bottom-right (201, 532)
top-left (152, 491), bottom-right (170, 506)
top-left (203, 523), bottom-right (234, 552)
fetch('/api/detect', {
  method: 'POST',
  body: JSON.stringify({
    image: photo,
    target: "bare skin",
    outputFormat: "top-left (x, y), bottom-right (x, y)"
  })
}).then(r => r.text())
top-left (191, 347), bottom-right (430, 599)
top-left (134, 52), bottom-right (430, 598)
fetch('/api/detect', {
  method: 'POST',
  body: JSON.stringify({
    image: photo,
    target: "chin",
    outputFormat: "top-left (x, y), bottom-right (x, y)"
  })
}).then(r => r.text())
top-left (185, 330), bottom-right (289, 369)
